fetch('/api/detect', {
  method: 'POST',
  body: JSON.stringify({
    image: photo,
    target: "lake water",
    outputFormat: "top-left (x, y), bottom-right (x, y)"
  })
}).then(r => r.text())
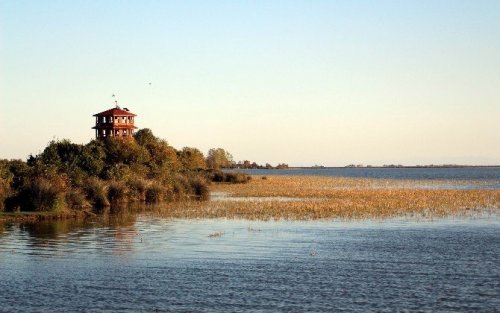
top-left (1, 215), bottom-right (499, 312)
top-left (229, 167), bottom-right (500, 190)
top-left (231, 167), bottom-right (500, 180)
top-left (1, 168), bottom-right (499, 311)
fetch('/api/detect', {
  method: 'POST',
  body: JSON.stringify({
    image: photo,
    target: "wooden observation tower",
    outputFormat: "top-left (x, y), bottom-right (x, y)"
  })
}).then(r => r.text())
top-left (92, 105), bottom-right (137, 139)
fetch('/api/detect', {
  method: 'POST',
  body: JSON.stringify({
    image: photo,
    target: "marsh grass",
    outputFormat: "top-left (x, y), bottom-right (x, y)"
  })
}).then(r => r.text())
top-left (147, 176), bottom-right (500, 220)
top-left (145, 184), bottom-right (165, 204)
top-left (189, 177), bottom-right (210, 200)
top-left (84, 178), bottom-right (110, 210)
top-left (126, 178), bottom-right (147, 201)
top-left (65, 190), bottom-right (90, 210)
top-left (107, 181), bottom-right (128, 205)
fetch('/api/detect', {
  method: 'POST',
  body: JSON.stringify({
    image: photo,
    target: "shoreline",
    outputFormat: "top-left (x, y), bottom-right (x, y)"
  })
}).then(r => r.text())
top-left (2, 175), bottom-right (498, 223)
top-left (0, 211), bottom-right (93, 223)
top-left (230, 165), bottom-right (500, 170)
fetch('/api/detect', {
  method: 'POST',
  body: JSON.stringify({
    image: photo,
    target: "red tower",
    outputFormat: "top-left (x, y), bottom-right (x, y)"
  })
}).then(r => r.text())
top-left (92, 106), bottom-right (137, 139)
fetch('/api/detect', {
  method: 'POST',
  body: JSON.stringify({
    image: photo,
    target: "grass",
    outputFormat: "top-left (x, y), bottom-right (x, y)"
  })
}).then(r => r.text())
top-left (147, 176), bottom-right (500, 220)
top-left (3, 176), bottom-right (498, 222)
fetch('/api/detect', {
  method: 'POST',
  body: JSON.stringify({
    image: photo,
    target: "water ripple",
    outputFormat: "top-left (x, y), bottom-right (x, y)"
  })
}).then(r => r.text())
top-left (0, 216), bottom-right (499, 312)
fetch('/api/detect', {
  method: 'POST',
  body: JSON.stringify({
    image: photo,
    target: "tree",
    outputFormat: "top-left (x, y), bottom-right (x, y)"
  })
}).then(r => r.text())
top-left (179, 147), bottom-right (206, 171)
top-left (134, 128), bottom-right (180, 178)
top-left (39, 139), bottom-right (82, 172)
top-left (133, 128), bottom-right (157, 146)
top-left (206, 148), bottom-right (233, 169)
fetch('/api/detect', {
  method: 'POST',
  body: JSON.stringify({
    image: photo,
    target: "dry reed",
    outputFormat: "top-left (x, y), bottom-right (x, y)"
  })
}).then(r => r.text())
top-left (146, 176), bottom-right (500, 220)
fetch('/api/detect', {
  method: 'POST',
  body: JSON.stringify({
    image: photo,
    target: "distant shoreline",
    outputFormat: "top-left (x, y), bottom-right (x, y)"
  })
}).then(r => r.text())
top-left (230, 165), bottom-right (500, 170)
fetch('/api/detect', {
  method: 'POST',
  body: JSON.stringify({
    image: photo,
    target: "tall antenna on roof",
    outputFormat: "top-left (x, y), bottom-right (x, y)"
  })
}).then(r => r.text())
top-left (112, 94), bottom-right (121, 109)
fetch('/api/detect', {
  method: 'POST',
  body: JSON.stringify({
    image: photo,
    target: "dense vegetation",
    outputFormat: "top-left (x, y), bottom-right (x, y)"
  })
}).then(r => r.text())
top-left (0, 129), bottom-right (249, 213)
top-left (233, 160), bottom-right (289, 169)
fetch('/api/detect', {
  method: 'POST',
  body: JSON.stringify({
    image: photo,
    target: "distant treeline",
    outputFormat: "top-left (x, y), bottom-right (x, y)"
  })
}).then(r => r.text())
top-left (232, 160), bottom-right (289, 170)
top-left (344, 164), bottom-right (486, 168)
top-left (0, 129), bottom-right (249, 213)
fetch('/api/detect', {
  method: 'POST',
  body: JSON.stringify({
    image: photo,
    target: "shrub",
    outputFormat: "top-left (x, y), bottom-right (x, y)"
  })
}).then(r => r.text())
top-left (35, 177), bottom-right (67, 212)
top-left (145, 184), bottom-right (164, 204)
top-left (0, 178), bottom-right (11, 211)
top-left (65, 189), bottom-right (90, 210)
top-left (172, 174), bottom-right (190, 200)
top-left (225, 172), bottom-right (250, 184)
top-left (83, 178), bottom-right (110, 209)
top-left (107, 181), bottom-right (128, 205)
top-left (0, 129), bottom-right (239, 212)
top-left (102, 163), bottom-right (134, 181)
top-left (5, 159), bottom-right (30, 190)
top-left (4, 196), bottom-right (21, 212)
top-left (208, 170), bottom-right (250, 184)
top-left (179, 147), bottom-right (207, 170)
top-left (189, 176), bottom-right (210, 201)
top-left (211, 170), bottom-right (225, 182)
top-left (8, 178), bottom-right (67, 212)
top-left (126, 178), bottom-right (147, 201)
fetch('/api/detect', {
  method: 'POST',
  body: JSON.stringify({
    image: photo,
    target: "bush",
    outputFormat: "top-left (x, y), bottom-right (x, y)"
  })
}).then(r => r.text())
top-left (207, 170), bottom-right (250, 184)
top-left (1, 129), bottom-right (241, 212)
top-left (210, 170), bottom-right (225, 182)
top-left (172, 174), bottom-right (190, 200)
top-left (5, 159), bottom-right (30, 190)
top-left (107, 181), bottom-right (128, 205)
top-left (0, 178), bottom-right (11, 211)
top-left (83, 178), bottom-right (110, 209)
top-left (224, 172), bottom-right (251, 184)
top-left (145, 184), bottom-right (164, 204)
top-left (126, 178), bottom-right (147, 201)
top-left (7, 178), bottom-right (67, 212)
top-left (65, 189), bottom-right (90, 210)
top-left (102, 163), bottom-right (134, 181)
top-left (189, 176), bottom-right (210, 201)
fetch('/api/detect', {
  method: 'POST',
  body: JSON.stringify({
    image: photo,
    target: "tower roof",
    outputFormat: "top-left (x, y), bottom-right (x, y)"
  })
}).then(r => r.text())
top-left (93, 107), bottom-right (136, 117)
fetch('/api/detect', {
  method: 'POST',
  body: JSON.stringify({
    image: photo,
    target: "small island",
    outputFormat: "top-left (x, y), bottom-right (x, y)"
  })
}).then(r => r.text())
top-left (0, 106), bottom-right (248, 221)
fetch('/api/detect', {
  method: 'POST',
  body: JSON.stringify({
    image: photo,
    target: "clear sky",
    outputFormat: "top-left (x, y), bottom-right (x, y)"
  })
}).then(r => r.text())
top-left (1, 1), bottom-right (499, 166)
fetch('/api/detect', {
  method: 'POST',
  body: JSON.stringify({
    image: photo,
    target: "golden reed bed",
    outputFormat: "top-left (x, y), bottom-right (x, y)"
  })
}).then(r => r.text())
top-left (153, 176), bottom-right (500, 220)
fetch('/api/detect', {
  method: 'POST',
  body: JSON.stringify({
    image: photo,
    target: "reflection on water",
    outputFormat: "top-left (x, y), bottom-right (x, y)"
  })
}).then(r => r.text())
top-left (1, 215), bottom-right (499, 312)
top-left (0, 213), bottom-right (136, 260)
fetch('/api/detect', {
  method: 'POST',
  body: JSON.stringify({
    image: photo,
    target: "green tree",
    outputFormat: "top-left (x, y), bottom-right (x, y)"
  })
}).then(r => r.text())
top-left (79, 140), bottom-right (106, 177)
top-left (133, 128), bottom-right (157, 146)
top-left (134, 129), bottom-right (181, 179)
top-left (39, 139), bottom-right (82, 173)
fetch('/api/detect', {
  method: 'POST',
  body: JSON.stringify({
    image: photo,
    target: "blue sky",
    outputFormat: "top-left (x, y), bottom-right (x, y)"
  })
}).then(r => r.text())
top-left (1, 0), bottom-right (499, 165)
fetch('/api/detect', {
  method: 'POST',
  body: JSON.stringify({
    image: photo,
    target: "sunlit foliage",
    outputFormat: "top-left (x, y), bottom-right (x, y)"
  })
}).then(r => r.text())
top-left (0, 129), bottom-right (214, 212)
top-left (206, 148), bottom-right (233, 169)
